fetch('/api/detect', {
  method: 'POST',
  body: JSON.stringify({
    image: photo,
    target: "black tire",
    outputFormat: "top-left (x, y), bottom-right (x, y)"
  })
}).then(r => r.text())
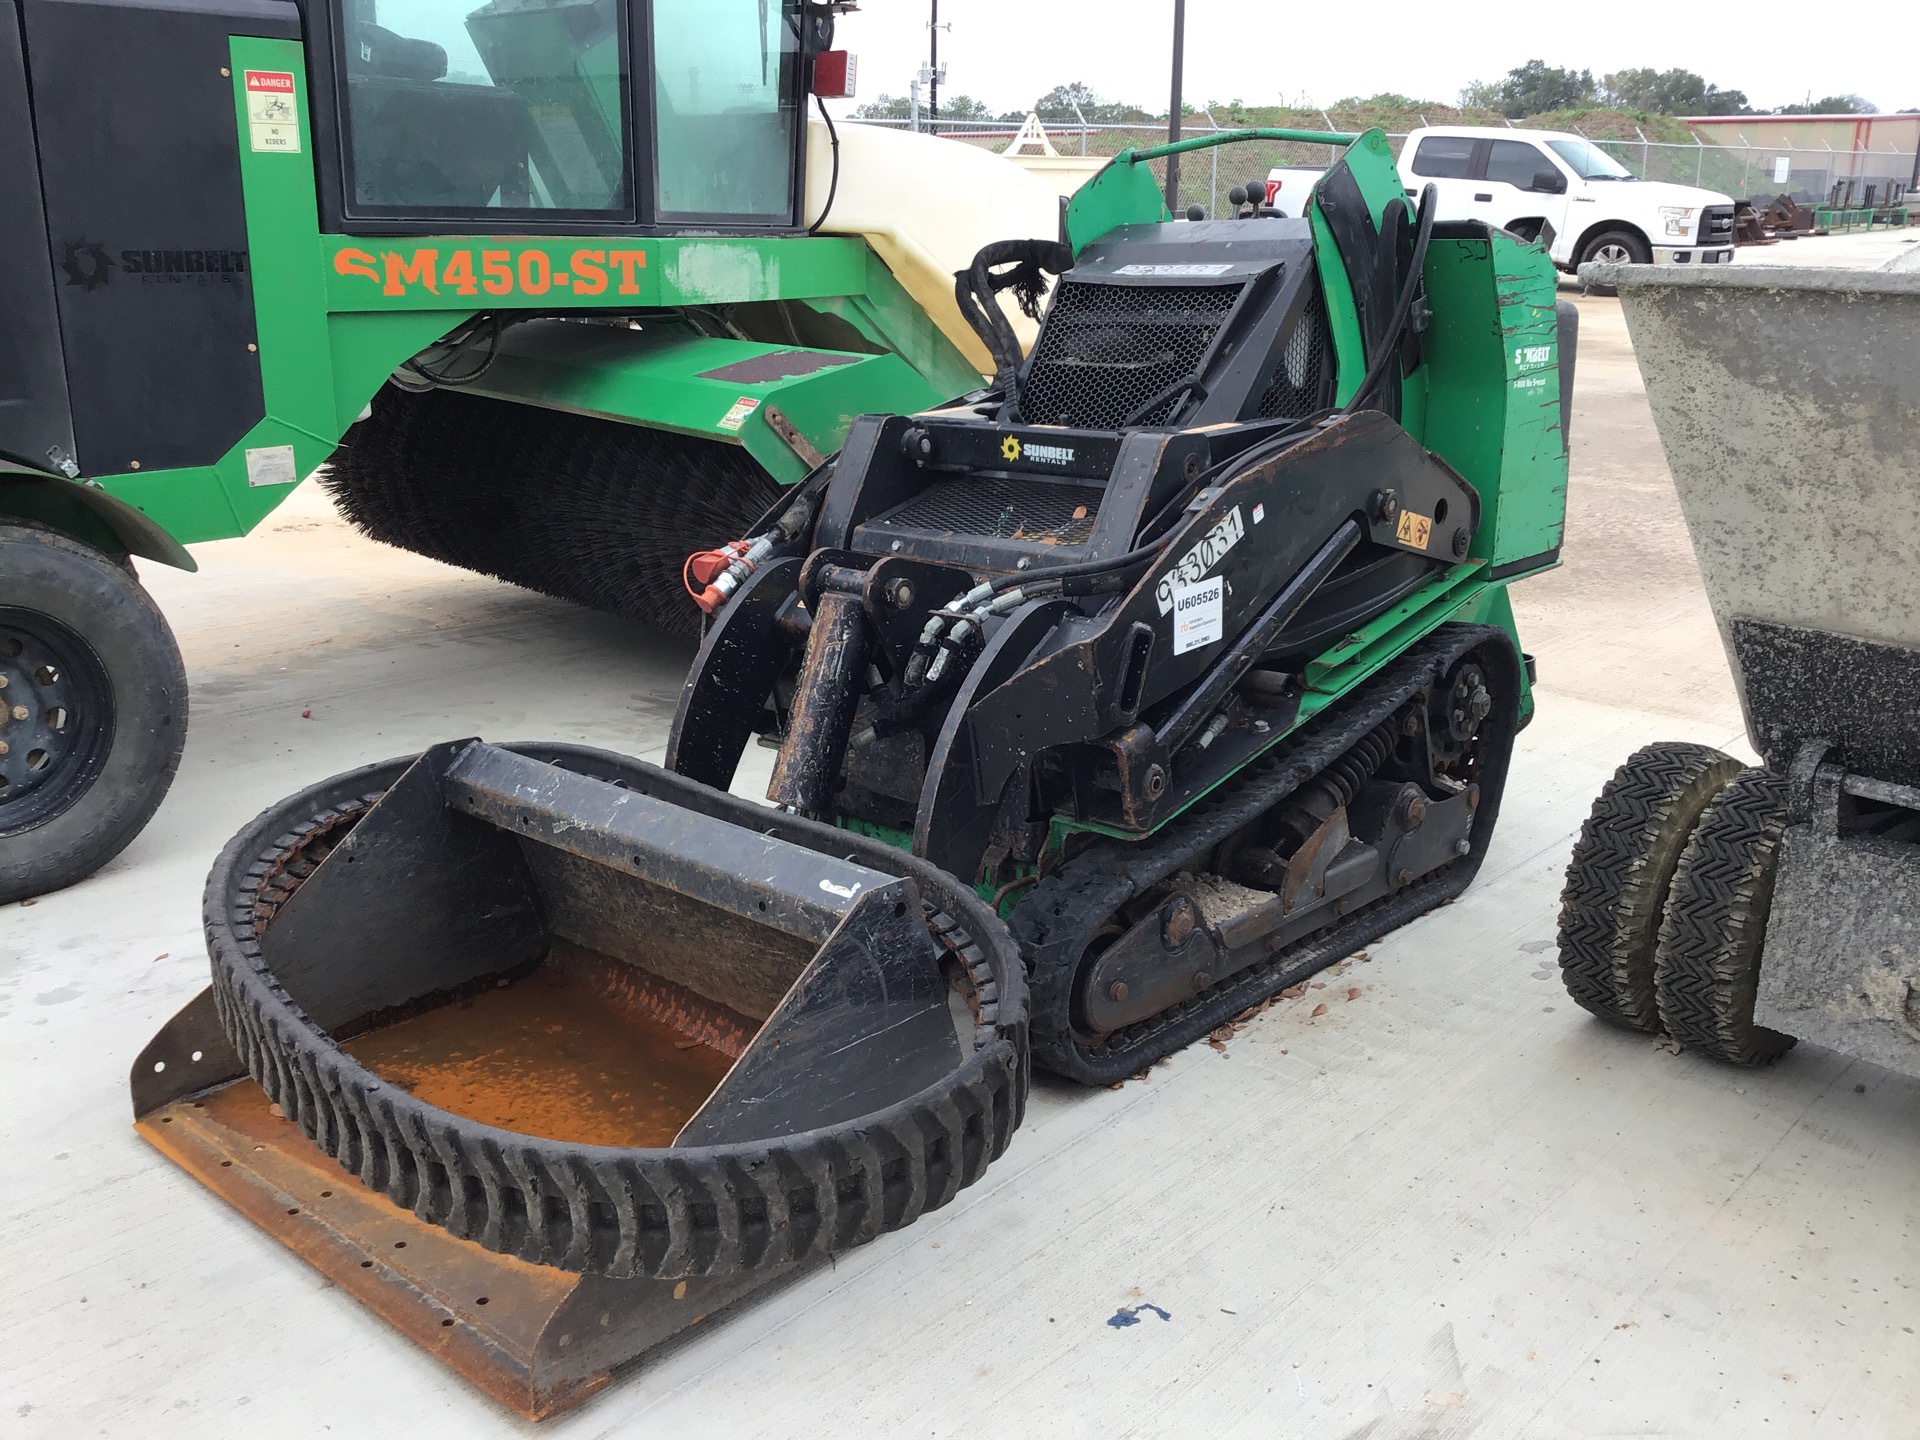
top-left (1576, 229), bottom-right (1652, 295)
top-left (1557, 741), bottom-right (1741, 1031)
top-left (1654, 768), bottom-right (1796, 1065)
top-left (0, 524), bottom-right (187, 903)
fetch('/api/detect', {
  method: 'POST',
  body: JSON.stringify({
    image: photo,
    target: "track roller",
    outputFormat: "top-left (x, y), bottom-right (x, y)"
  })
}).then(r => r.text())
top-left (1557, 741), bottom-right (1741, 1031)
top-left (1654, 767), bottom-right (1796, 1065)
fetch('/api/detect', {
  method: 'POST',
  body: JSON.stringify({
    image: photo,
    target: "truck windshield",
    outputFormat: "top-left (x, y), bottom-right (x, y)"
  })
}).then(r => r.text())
top-left (1545, 139), bottom-right (1634, 181)
top-left (338, 0), bottom-right (629, 214)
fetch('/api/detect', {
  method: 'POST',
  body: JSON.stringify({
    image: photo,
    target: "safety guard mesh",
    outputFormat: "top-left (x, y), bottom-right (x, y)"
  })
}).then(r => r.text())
top-left (1019, 280), bottom-right (1245, 429)
top-left (875, 477), bottom-right (1103, 546)
top-left (1255, 288), bottom-right (1332, 420)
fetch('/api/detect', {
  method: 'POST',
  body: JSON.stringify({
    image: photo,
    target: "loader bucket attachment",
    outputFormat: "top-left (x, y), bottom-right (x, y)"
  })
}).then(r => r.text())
top-left (133, 741), bottom-right (1026, 1419)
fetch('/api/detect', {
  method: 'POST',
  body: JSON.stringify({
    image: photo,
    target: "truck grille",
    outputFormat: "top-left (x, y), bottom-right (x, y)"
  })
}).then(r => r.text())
top-left (1698, 205), bottom-right (1734, 245)
top-left (1020, 280), bottom-right (1246, 429)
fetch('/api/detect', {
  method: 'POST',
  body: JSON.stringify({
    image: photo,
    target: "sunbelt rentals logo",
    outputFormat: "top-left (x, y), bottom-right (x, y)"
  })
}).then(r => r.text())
top-left (1000, 434), bottom-right (1076, 466)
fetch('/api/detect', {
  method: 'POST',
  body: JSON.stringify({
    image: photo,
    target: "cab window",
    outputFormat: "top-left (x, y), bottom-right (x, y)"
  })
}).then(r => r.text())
top-left (1486, 140), bottom-right (1553, 189)
top-left (337, 0), bottom-right (630, 216)
top-left (1409, 136), bottom-right (1476, 179)
top-left (650, 0), bottom-right (801, 222)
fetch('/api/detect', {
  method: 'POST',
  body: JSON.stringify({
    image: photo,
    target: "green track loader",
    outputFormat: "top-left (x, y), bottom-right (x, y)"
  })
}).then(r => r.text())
top-left (132, 118), bottom-right (1577, 1413)
top-left (1, 0), bottom-right (1056, 901)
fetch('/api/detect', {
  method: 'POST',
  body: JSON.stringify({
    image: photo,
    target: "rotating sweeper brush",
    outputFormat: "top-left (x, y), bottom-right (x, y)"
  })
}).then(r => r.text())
top-left (323, 389), bottom-right (783, 643)
top-left (135, 130), bottom-right (1571, 1414)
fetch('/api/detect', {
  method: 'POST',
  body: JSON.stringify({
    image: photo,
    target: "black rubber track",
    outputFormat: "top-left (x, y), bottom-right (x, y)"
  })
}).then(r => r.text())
top-left (1011, 623), bottom-right (1521, 1085)
top-left (322, 388), bottom-right (783, 641)
top-left (1654, 767), bottom-right (1796, 1065)
top-left (204, 743), bottom-right (1028, 1280)
top-left (1556, 741), bottom-right (1741, 1032)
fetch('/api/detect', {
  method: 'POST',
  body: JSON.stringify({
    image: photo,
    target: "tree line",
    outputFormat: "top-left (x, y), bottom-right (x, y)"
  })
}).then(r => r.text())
top-left (851, 82), bottom-right (1150, 124)
top-left (853, 70), bottom-right (1906, 126)
top-left (1459, 60), bottom-right (1888, 118)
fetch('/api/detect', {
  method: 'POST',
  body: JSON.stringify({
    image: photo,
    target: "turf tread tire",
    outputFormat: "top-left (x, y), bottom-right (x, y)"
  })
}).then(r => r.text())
top-left (1654, 767), bottom-right (1795, 1065)
top-left (1557, 741), bottom-right (1741, 1031)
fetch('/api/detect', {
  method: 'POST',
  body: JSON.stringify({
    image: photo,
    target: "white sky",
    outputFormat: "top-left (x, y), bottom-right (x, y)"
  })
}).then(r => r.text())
top-left (828, 1), bottom-right (1918, 118)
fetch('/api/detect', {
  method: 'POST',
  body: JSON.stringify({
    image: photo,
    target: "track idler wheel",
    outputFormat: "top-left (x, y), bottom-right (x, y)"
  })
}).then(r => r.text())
top-left (1556, 741), bottom-right (1742, 1032)
top-left (1654, 767), bottom-right (1796, 1065)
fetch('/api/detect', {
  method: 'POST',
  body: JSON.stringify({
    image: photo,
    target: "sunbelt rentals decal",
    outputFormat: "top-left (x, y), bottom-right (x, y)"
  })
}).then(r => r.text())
top-left (1001, 435), bottom-right (1076, 466)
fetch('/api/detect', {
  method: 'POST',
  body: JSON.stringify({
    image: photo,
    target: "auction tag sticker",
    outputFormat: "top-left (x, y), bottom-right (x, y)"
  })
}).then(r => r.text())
top-left (244, 71), bottom-right (302, 153)
top-left (718, 396), bottom-right (760, 432)
top-left (1172, 575), bottom-right (1224, 655)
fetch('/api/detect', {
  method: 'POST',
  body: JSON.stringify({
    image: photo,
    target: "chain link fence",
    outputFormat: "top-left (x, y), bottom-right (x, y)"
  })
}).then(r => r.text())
top-left (1587, 137), bottom-right (1914, 207)
top-left (848, 116), bottom-right (1916, 215)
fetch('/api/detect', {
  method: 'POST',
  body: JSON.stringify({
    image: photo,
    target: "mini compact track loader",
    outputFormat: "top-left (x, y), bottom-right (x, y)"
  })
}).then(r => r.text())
top-left (136, 128), bottom-right (1575, 1414)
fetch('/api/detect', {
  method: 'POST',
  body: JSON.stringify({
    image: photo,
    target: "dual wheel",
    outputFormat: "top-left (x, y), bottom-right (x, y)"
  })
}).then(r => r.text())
top-left (1556, 740), bottom-right (1794, 1065)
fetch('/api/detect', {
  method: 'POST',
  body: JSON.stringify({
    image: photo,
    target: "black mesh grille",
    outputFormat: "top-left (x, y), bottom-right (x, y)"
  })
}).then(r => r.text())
top-left (875, 477), bottom-right (1102, 546)
top-left (1020, 280), bottom-right (1246, 429)
top-left (1255, 289), bottom-right (1331, 420)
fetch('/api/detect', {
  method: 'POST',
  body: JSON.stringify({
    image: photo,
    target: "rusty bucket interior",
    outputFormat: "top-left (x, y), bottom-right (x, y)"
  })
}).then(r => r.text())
top-left (243, 738), bottom-right (969, 1147)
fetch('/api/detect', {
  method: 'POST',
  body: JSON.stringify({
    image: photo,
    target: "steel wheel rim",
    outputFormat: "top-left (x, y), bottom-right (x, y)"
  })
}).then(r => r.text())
top-left (0, 607), bottom-right (115, 834)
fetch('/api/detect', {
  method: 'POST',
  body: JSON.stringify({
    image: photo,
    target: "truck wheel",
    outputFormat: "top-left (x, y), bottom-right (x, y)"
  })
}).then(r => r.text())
top-left (1654, 768), bottom-right (1796, 1065)
top-left (1556, 742), bottom-right (1741, 1032)
top-left (1576, 230), bottom-right (1651, 295)
top-left (0, 524), bottom-right (187, 903)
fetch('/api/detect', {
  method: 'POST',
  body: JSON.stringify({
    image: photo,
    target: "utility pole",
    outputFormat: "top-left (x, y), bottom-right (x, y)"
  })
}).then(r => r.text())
top-left (1165, 0), bottom-right (1186, 210)
top-left (929, 0), bottom-right (941, 128)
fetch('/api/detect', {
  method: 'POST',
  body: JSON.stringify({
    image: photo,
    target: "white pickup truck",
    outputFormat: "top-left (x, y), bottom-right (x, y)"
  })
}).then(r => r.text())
top-left (1269, 126), bottom-right (1735, 273)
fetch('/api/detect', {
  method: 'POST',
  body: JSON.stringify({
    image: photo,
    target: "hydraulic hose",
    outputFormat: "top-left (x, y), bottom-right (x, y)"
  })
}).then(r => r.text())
top-left (1341, 182), bottom-right (1438, 415)
top-left (807, 95), bottom-right (841, 235)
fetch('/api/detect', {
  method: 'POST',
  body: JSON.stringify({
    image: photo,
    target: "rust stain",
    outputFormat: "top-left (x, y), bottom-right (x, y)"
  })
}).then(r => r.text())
top-left (345, 946), bottom-right (741, 1149)
top-left (138, 1081), bottom-right (600, 1419)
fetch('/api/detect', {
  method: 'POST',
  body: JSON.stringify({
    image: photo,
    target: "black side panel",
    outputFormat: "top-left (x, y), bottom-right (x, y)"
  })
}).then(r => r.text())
top-left (1315, 162), bottom-right (1402, 421)
top-left (0, 0), bottom-right (73, 476)
top-left (22, 0), bottom-right (301, 475)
